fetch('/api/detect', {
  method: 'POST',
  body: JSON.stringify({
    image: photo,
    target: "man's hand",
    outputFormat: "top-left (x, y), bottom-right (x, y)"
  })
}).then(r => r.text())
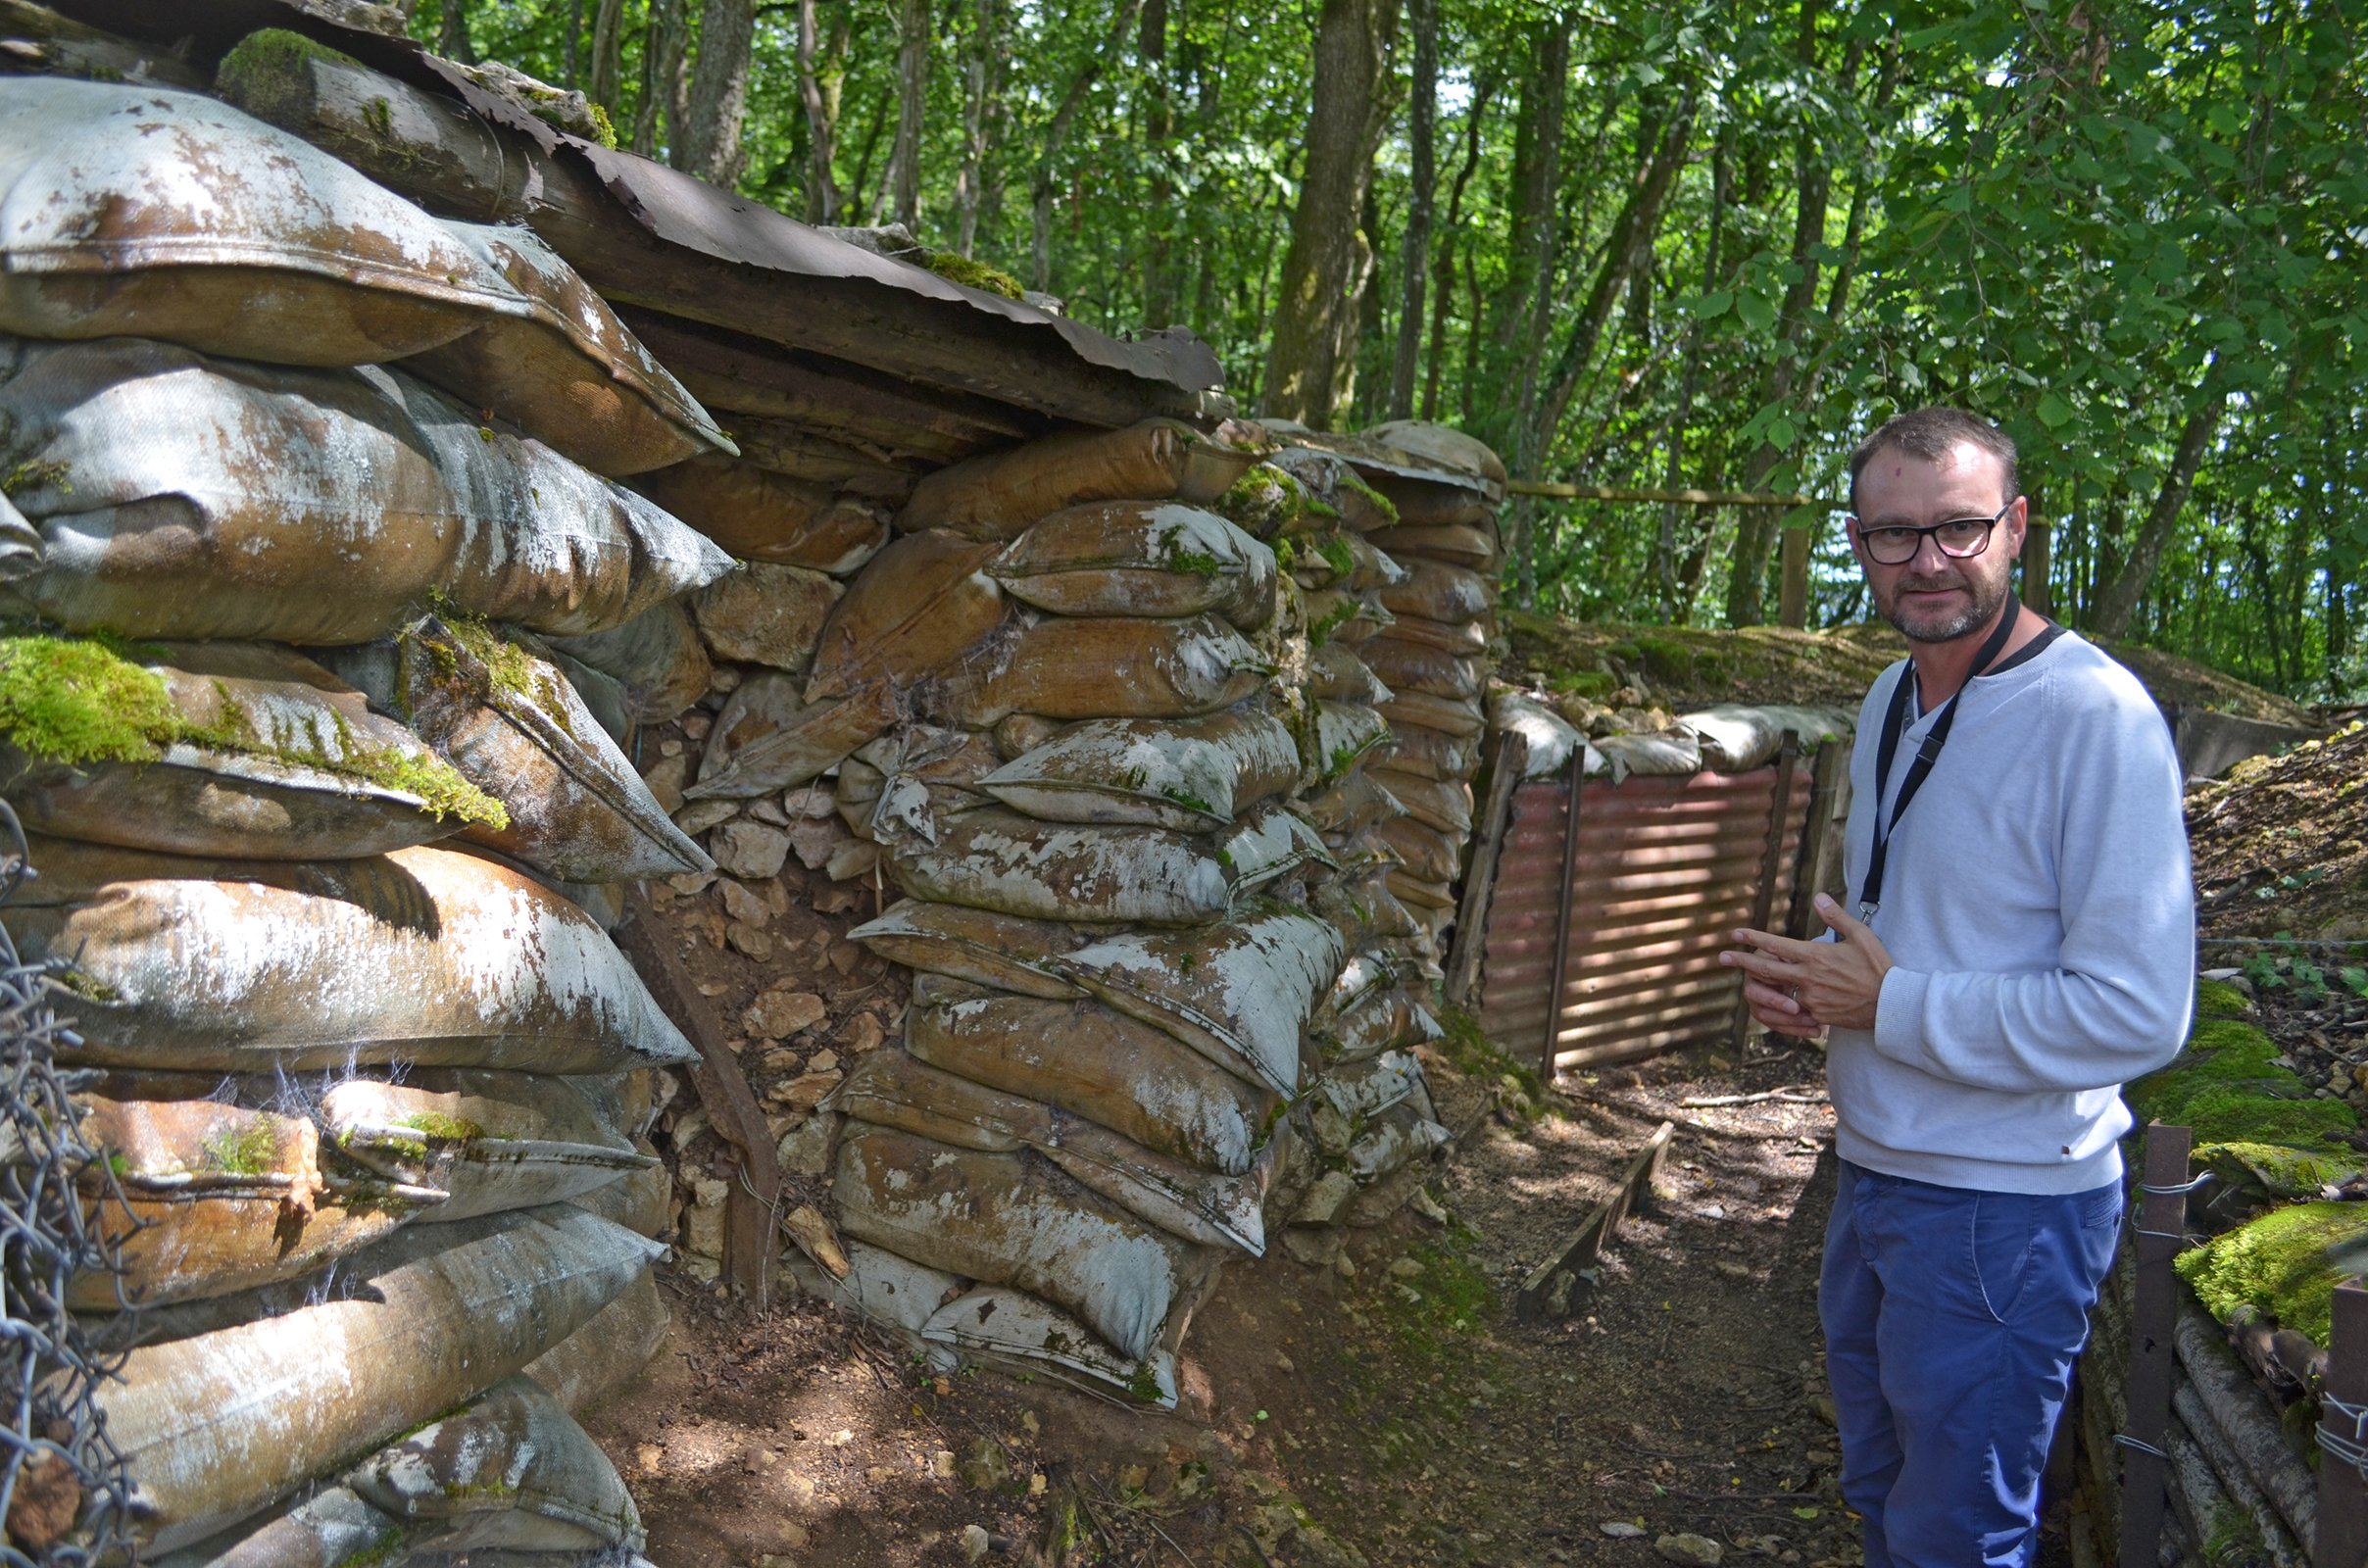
top-left (1720, 894), bottom-right (1896, 1036)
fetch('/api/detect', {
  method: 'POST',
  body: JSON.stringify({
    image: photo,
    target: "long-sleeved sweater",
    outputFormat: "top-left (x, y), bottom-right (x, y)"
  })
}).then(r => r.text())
top-left (1824, 628), bottom-right (2195, 1195)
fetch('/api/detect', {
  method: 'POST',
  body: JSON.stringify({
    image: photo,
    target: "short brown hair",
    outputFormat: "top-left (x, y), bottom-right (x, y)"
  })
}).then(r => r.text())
top-left (1848, 407), bottom-right (2018, 514)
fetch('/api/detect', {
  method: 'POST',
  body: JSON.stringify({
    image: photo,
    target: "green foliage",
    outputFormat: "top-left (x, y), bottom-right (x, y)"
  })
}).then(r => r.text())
top-left (2178, 1200), bottom-right (2368, 1345)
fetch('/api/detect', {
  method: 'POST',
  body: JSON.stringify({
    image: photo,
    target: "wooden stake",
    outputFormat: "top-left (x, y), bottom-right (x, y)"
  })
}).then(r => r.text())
top-left (1444, 728), bottom-right (1529, 1008)
top-left (1778, 526), bottom-right (1810, 628)
top-left (1514, 1120), bottom-right (1674, 1323)
top-left (2316, 1280), bottom-right (2368, 1567)
top-left (1733, 735), bottom-right (1800, 1051)
top-left (1786, 741), bottom-right (1845, 939)
top-left (2118, 1122), bottom-right (2192, 1568)
top-left (1541, 748), bottom-right (1586, 1081)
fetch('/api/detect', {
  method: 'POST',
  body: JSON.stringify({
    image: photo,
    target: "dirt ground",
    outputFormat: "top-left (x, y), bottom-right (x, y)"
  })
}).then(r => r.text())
top-left (586, 1030), bottom-right (1878, 1567)
top-left (2188, 718), bottom-right (2368, 942)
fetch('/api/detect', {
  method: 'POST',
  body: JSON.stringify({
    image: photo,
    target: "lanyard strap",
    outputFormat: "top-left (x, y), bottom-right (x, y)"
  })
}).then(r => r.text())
top-left (1857, 600), bottom-right (2027, 919)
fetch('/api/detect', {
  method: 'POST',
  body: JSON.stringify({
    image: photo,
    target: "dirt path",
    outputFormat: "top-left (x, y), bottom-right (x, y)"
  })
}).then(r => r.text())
top-left (591, 1035), bottom-right (1865, 1567)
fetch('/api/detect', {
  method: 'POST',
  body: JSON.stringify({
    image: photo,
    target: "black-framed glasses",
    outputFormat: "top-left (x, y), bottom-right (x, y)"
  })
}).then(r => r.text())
top-left (1852, 500), bottom-right (2013, 566)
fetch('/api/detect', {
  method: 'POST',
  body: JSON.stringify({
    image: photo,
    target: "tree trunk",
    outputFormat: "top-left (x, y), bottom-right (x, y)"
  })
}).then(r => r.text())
top-left (1261, 0), bottom-right (1392, 427)
top-left (1386, 0), bottom-right (1439, 421)
top-left (1422, 74), bottom-right (1494, 420)
top-left (563, 0), bottom-right (582, 88)
top-left (632, 0), bottom-right (687, 159)
top-left (1137, 0), bottom-right (1175, 323)
top-left (886, 0), bottom-right (931, 231)
top-left (1031, 0), bottom-right (1147, 294)
top-left (2089, 389), bottom-right (2226, 641)
top-left (955, 0), bottom-right (999, 254)
top-left (798, 0), bottom-right (843, 222)
top-left (1651, 128), bottom-right (1732, 619)
top-left (1488, 18), bottom-right (1572, 368)
top-left (676, 0), bottom-right (757, 184)
top-left (437, 0), bottom-right (476, 64)
top-left (588, 0), bottom-right (625, 116)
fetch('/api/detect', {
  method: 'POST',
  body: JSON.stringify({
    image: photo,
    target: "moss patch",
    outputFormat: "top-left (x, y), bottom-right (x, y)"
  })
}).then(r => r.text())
top-left (2196, 1140), bottom-right (2361, 1200)
top-left (925, 251), bottom-right (1025, 301)
top-left (2177, 1200), bottom-right (2368, 1345)
top-left (393, 1110), bottom-right (485, 1144)
top-left (2125, 1017), bottom-right (2294, 1126)
top-left (215, 28), bottom-right (366, 126)
top-left (1337, 471), bottom-right (1400, 527)
top-left (201, 1119), bottom-right (281, 1177)
top-left (2195, 977), bottom-right (2252, 1020)
top-left (1213, 467), bottom-right (1336, 540)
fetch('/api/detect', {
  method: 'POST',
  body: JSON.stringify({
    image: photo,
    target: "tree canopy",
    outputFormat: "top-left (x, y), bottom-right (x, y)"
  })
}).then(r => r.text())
top-left (414, 0), bottom-right (2368, 698)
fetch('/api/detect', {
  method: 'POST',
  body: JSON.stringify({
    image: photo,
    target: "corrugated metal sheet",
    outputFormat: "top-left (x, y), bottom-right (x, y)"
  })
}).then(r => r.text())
top-left (1476, 762), bottom-right (1818, 1075)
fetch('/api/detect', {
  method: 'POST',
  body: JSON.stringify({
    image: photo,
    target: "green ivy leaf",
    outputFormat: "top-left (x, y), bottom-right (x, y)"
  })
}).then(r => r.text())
top-left (2036, 392), bottom-right (2075, 429)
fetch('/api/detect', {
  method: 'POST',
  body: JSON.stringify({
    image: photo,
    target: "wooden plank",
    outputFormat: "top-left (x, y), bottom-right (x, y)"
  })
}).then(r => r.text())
top-left (1513, 1120), bottom-right (1675, 1323)
top-left (2317, 1281), bottom-right (2368, 1566)
top-left (1732, 736), bottom-right (1801, 1050)
top-left (1541, 750), bottom-right (1586, 1081)
top-left (2118, 1123), bottom-right (2192, 1568)
top-left (1787, 741), bottom-right (1846, 939)
top-left (1505, 480), bottom-right (1831, 508)
top-left (1443, 728), bottom-right (1529, 1009)
top-left (614, 891), bottom-right (781, 1307)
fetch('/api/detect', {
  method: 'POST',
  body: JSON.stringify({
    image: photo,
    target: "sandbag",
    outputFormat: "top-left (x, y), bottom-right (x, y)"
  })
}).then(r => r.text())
top-left (1379, 815), bottom-right (1461, 886)
top-left (990, 502), bottom-right (1276, 628)
top-left (1306, 771), bottom-right (1407, 839)
top-left (978, 709), bottom-right (1298, 831)
top-left (830, 1052), bottom-right (1269, 1253)
top-left (1387, 867), bottom-right (1455, 910)
top-left (1322, 985), bottom-right (1446, 1065)
top-left (150, 1484), bottom-right (406, 1568)
top-left (1307, 643), bottom-right (1391, 706)
top-left (690, 562), bottom-right (842, 675)
top-left (921, 1286), bottom-right (1177, 1409)
top-left (804, 529), bottom-right (1008, 703)
top-left (1209, 463), bottom-right (1332, 540)
top-left (1380, 692), bottom-right (1485, 742)
top-left (870, 783), bottom-right (1235, 927)
top-left (67, 1098), bottom-right (436, 1311)
top-left (900, 420), bottom-right (1258, 539)
top-left (1676, 705), bottom-right (1854, 773)
top-left (1370, 522), bottom-right (1500, 569)
top-left (9, 837), bottom-right (700, 1074)
top-left (1303, 588), bottom-right (1393, 648)
top-left (322, 1071), bottom-right (657, 1224)
top-left (632, 455), bottom-right (889, 575)
top-left (0, 79), bottom-right (507, 365)
top-left (846, 899), bottom-right (1089, 999)
top-left (0, 634), bottom-right (499, 860)
top-left (322, 615), bottom-right (710, 882)
top-left (1366, 767), bottom-right (1473, 837)
top-left (350, 1376), bottom-right (642, 1554)
top-left (1487, 689), bottom-right (1584, 780)
top-left (1303, 700), bottom-right (1394, 786)
top-left (96, 1205), bottom-right (660, 1553)
top-left (1053, 903), bottom-right (1347, 1096)
top-left (1383, 720), bottom-right (1480, 781)
top-left (0, 335), bottom-right (734, 642)
top-left (1363, 420), bottom-right (1508, 486)
top-left (542, 649), bottom-right (632, 747)
top-left (1314, 867), bottom-right (1420, 946)
top-left (1357, 474), bottom-right (1494, 528)
top-left (566, 1149), bottom-right (672, 1239)
top-left (954, 613), bottom-right (1273, 725)
top-left (1361, 638), bottom-right (1484, 702)
top-left (401, 219), bottom-right (732, 476)
top-left (907, 981), bottom-right (1278, 1175)
top-left (1590, 727), bottom-right (1702, 780)
top-left (522, 1265), bottom-right (669, 1413)
top-left (685, 673), bottom-right (898, 799)
top-left (542, 600), bottom-right (712, 724)
top-left (834, 1124), bottom-right (1193, 1364)
top-left (1378, 560), bottom-right (1495, 625)
top-left (807, 1235), bottom-right (964, 1335)
top-left (1267, 449), bottom-right (1397, 533)
top-left (1346, 1101), bottom-right (1454, 1183)
top-left (1375, 611), bottom-right (1490, 657)
top-left (1220, 802), bottom-right (1336, 892)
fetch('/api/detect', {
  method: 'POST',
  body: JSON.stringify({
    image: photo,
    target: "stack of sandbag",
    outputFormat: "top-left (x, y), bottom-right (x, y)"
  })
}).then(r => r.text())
top-left (0, 76), bottom-right (726, 1562)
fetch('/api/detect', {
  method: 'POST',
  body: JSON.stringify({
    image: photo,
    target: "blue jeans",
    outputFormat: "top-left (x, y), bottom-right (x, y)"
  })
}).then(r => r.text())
top-left (1820, 1160), bottom-right (2123, 1568)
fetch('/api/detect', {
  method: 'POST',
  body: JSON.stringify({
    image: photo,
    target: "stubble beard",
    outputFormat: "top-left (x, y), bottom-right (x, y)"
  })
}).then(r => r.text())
top-left (1879, 564), bottom-right (2011, 646)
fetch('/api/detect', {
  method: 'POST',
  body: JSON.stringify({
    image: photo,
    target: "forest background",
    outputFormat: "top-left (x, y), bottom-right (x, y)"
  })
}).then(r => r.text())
top-left (405, 0), bottom-right (2365, 699)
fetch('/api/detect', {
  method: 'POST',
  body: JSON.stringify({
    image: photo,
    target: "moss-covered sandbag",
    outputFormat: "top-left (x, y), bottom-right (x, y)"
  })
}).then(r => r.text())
top-left (0, 335), bottom-right (733, 642)
top-left (631, 455), bottom-right (889, 575)
top-left (2178, 1201), bottom-right (2368, 1347)
top-left (1301, 588), bottom-right (1394, 648)
top-left (978, 708), bottom-right (1299, 830)
top-left (0, 633), bottom-right (501, 860)
top-left (1209, 462), bottom-right (1336, 541)
top-left (322, 1071), bottom-right (657, 1224)
top-left (8, 837), bottom-right (700, 1074)
top-left (1302, 700), bottom-right (1394, 786)
top-left (96, 1204), bottom-right (661, 1553)
top-left (1220, 801), bottom-right (1335, 892)
top-left (989, 502), bottom-right (1277, 628)
top-left (846, 899), bottom-right (1090, 999)
top-left (899, 420), bottom-right (1258, 540)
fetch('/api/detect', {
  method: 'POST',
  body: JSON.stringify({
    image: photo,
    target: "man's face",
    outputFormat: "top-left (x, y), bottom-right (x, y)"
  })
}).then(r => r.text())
top-left (1848, 441), bottom-right (2026, 645)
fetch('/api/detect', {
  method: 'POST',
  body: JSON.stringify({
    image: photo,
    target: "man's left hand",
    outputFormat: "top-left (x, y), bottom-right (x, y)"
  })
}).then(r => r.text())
top-left (1720, 894), bottom-right (1895, 1033)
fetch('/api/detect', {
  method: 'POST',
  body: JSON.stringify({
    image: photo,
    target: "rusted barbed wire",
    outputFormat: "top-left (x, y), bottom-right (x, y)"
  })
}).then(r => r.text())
top-left (0, 800), bottom-right (140, 1565)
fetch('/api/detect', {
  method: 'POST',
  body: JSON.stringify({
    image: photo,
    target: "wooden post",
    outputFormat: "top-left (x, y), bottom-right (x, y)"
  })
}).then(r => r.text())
top-left (1786, 741), bottom-right (1846, 939)
top-left (1444, 729), bottom-right (1529, 1008)
top-left (2316, 1280), bottom-right (2368, 1566)
top-left (2118, 1122), bottom-right (2193, 1568)
top-left (1778, 526), bottom-right (1810, 628)
top-left (1514, 1120), bottom-right (1674, 1322)
top-left (1540, 749), bottom-right (1587, 1082)
top-left (2023, 516), bottom-right (2053, 616)
top-left (1732, 736), bottom-right (1801, 1050)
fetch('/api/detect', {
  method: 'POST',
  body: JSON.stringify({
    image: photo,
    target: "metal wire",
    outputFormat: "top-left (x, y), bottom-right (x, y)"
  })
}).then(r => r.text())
top-left (0, 801), bottom-right (140, 1564)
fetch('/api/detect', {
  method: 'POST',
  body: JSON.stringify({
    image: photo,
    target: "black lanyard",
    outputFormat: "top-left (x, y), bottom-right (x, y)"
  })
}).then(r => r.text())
top-left (1857, 601), bottom-right (2027, 920)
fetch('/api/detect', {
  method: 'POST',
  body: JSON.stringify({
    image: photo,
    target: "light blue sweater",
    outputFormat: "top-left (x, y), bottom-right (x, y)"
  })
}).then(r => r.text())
top-left (1826, 630), bottom-right (2195, 1195)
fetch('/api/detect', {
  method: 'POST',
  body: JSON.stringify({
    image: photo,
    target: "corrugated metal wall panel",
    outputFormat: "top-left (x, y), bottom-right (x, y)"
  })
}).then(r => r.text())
top-left (1475, 760), bottom-right (1820, 1074)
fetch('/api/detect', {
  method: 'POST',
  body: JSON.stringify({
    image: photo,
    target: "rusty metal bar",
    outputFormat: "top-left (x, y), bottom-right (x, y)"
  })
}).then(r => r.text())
top-left (2119, 1123), bottom-right (2192, 1568)
top-left (1733, 735), bottom-right (1801, 1050)
top-left (1444, 729), bottom-right (1528, 1008)
top-left (1541, 747), bottom-right (1586, 1082)
top-left (2318, 1281), bottom-right (2368, 1565)
top-left (1788, 741), bottom-right (1847, 938)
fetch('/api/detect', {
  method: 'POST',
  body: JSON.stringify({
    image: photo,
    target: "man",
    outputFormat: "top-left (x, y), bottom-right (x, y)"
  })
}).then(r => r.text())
top-left (1720, 407), bottom-right (2194, 1568)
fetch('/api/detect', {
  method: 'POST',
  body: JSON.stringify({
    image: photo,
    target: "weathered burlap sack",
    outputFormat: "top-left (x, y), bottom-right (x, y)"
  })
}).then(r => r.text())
top-left (1378, 560), bottom-right (1496, 625)
top-left (690, 562), bottom-right (842, 676)
top-left (990, 503), bottom-right (1276, 628)
top-left (1053, 903), bottom-right (1347, 1096)
top-left (1265, 448), bottom-right (1398, 533)
top-left (1486, 690), bottom-right (1582, 779)
top-left (921, 1285), bottom-right (1178, 1408)
top-left (0, 336), bottom-right (733, 642)
top-left (978, 709), bottom-right (1298, 831)
top-left (1382, 720), bottom-right (1479, 781)
top-left (1221, 802), bottom-right (1336, 892)
top-left (543, 600), bottom-right (712, 724)
top-left (900, 420), bottom-right (1258, 539)
top-left (98, 1205), bottom-right (660, 1553)
top-left (1363, 420), bottom-right (1508, 486)
top-left (1357, 471), bottom-right (1494, 528)
top-left (401, 220), bottom-right (733, 477)
top-left (1380, 692), bottom-right (1485, 742)
top-left (687, 674), bottom-right (899, 799)
top-left (1303, 700), bottom-right (1395, 786)
top-left (847, 899), bottom-right (1089, 999)
top-left (1303, 588), bottom-right (1394, 648)
top-left (837, 724), bottom-right (1002, 829)
top-left (1361, 638), bottom-right (1484, 702)
top-left (1387, 867), bottom-right (1455, 910)
top-left (566, 1151), bottom-right (671, 1240)
top-left (1592, 727), bottom-right (1702, 780)
top-left (1313, 866), bottom-right (1421, 946)
top-left (1380, 815), bottom-right (1461, 886)
top-left (9, 837), bottom-right (700, 1074)
top-left (834, 1124), bottom-right (1194, 1364)
top-left (323, 1071), bottom-right (657, 1224)
top-left (322, 616), bottom-right (711, 882)
top-left (1305, 771), bottom-right (1407, 838)
top-left (1346, 1101), bottom-right (1454, 1183)
top-left (1371, 519), bottom-right (1500, 568)
top-left (1365, 766), bottom-right (1472, 836)
top-left (349, 1375), bottom-right (643, 1554)
top-left (632, 455), bottom-right (890, 575)
top-left (1293, 530), bottom-right (1409, 594)
top-left (521, 1265), bottom-right (668, 1412)
top-left (907, 980), bottom-right (1279, 1175)
top-left (1321, 983), bottom-right (1445, 1065)
top-left (149, 1482), bottom-right (404, 1568)
top-left (804, 530), bottom-right (1008, 703)
top-left (0, 634), bottom-right (499, 861)
top-left (1209, 462), bottom-right (1331, 540)
top-left (1307, 643), bottom-right (1391, 706)
top-left (0, 80), bottom-right (508, 366)
top-left (1676, 705), bottom-right (1853, 772)
top-left (67, 1097), bottom-right (435, 1311)
top-left (1375, 610), bottom-right (1490, 656)
top-left (954, 613), bottom-right (1274, 725)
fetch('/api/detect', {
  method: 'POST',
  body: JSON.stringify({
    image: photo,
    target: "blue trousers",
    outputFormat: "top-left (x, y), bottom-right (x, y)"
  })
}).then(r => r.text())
top-left (1820, 1160), bottom-right (2123, 1568)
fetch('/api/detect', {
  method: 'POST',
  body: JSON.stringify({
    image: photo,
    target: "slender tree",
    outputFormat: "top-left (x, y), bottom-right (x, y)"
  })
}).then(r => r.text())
top-left (885, 0), bottom-right (931, 230)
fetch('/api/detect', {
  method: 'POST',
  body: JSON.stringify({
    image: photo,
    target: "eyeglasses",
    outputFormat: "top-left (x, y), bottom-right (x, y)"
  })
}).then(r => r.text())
top-left (1851, 501), bottom-right (2013, 566)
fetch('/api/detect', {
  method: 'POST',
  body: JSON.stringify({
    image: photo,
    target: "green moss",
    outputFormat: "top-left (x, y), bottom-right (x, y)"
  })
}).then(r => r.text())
top-left (584, 101), bottom-right (619, 149)
top-left (423, 607), bottom-right (582, 747)
top-left (1308, 597), bottom-right (1357, 648)
top-left (1549, 668), bottom-right (1616, 700)
top-left (1156, 538), bottom-right (1224, 579)
top-left (2177, 1200), bottom-right (2368, 1344)
top-left (2125, 1018), bottom-right (2295, 1126)
top-left (1437, 1004), bottom-right (1544, 1104)
top-left (1160, 786), bottom-right (1215, 815)
top-left (48, 968), bottom-right (119, 1004)
top-left (2178, 1087), bottom-right (2356, 1149)
top-left (1212, 466), bottom-right (1335, 539)
top-left (215, 28), bottom-right (365, 124)
top-left (1124, 1362), bottom-right (1166, 1404)
top-left (1272, 535), bottom-right (1298, 572)
top-left (1337, 471), bottom-right (1399, 526)
top-left (2201, 1503), bottom-right (2266, 1568)
top-left (2196, 1140), bottom-right (2361, 1200)
top-left (343, 1527), bottom-right (411, 1568)
top-left (2, 460), bottom-right (70, 498)
top-left (392, 1111), bottom-right (485, 1144)
top-left (1317, 533), bottom-right (1357, 582)
top-left (2195, 977), bottom-right (2252, 1019)
top-left (201, 1120), bottom-right (280, 1177)
top-left (925, 251), bottom-right (1026, 300)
